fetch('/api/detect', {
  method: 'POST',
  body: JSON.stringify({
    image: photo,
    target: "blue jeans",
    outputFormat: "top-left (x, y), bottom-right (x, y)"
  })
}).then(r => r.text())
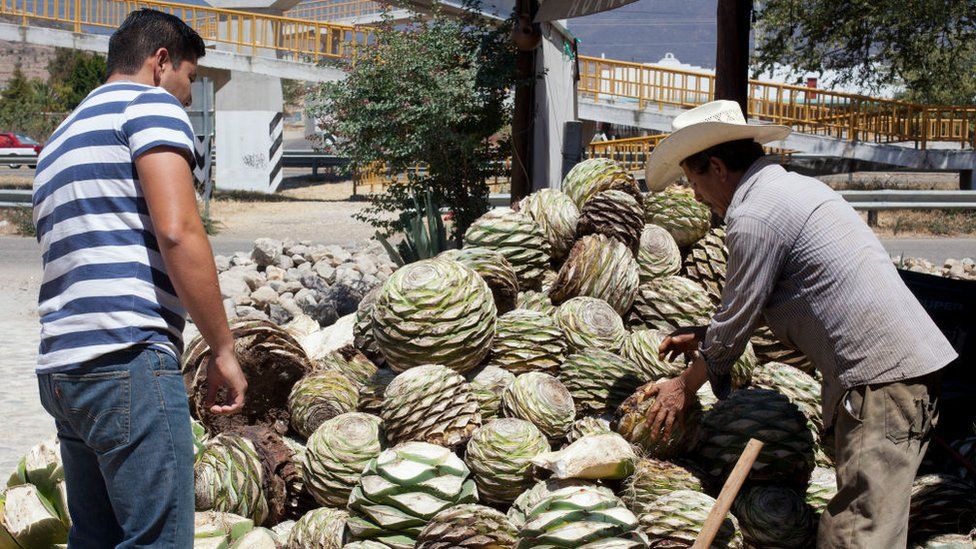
top-left (37, 346), bottom-right (195, 548)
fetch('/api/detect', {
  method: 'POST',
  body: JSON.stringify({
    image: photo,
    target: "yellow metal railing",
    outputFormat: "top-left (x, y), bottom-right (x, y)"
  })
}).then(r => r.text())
top-left (587, 134), bottom-right (796, 173)
top-left (0, 0), bottom-right (374, 62)
top-left (285, 0), bottom-right (385, 22)
top-left (579, 56), bottom-right (976, 150)
top-left (355, 161), bottom-right (511, 195)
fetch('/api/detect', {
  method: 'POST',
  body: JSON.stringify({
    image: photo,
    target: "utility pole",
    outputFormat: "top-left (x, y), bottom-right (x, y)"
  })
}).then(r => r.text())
top-left (510, 0), bottom-right (540, 204)
top-left (714, 0), bottom-right (752, 120)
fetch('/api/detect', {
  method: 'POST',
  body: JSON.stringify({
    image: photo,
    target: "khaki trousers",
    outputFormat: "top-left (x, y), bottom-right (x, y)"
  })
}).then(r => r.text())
top-left (817, 372), bottom-right (941, 548)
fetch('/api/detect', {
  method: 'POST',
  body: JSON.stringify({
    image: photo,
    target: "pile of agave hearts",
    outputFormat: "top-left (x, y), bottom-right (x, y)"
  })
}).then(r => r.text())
top-left (3, 158), bottom-right (974, 549)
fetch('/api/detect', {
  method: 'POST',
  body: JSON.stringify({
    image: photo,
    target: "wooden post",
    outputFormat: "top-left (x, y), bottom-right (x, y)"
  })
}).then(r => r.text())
top-left (714, 0), bottom-right (752, 120)
top-left (692, 439), bottom-right (764, 548)
top-left (510, 0), bottom-right (538, 204)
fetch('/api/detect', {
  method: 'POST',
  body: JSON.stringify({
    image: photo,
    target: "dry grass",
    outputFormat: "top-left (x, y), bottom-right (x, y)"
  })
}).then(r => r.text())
top-left (870, 210), bottom-right (976, 237)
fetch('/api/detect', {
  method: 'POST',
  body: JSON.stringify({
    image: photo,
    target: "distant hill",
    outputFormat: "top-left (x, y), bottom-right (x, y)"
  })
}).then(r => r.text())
top-left (567, 0), bottom-right (719, 68)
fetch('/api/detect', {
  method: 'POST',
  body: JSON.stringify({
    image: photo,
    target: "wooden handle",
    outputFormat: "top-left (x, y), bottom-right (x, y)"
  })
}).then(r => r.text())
top-left (692, 438), bottom-right (764, 549)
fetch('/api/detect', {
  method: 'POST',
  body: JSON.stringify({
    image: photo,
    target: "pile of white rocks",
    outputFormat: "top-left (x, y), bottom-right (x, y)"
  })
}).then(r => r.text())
top-left (216, 238), bottom-right (397, 327)
top-left (894, 256), bottom-right (976, 281)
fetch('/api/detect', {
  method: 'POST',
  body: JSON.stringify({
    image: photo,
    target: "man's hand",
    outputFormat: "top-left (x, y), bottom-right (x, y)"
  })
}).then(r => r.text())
top-left (659, 325), bottom-right (708, 362)
top-left (204, 349), bottom-right (247, 415)
top-left (641, 377), bottom-right (696, 442)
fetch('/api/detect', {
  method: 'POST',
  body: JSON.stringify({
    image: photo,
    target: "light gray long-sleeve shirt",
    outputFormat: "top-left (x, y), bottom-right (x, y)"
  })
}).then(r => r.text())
top-left (699, 158), bottom-right (957, 427)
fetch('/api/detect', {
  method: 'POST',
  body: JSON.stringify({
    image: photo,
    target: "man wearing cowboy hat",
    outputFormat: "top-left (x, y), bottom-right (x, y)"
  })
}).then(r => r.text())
top-left (643, 100), bottom-right (957, 547)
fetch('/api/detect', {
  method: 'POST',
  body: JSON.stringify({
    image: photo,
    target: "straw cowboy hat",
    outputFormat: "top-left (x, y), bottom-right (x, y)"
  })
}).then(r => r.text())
top-left (644, 100), bottom-right (792, 191)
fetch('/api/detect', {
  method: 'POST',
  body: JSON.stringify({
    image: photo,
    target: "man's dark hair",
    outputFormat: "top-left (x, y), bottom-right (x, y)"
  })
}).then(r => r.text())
top-left (107, 9), bottom-right (206, 75)
top-left (681, 139), bottom-right (765, 174)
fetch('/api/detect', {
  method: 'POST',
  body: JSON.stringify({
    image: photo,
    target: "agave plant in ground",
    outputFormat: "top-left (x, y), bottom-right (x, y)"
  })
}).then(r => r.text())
top-left (502, 371), bottom-right (577, 442)
top-left (562, 157), bottom-right (642, 209)
top-left (287, 370), bottom-right (360, 439)
top-left (637, 224), bottom-right (682, 282)
top-left (517, 290), bottom-right (556, 316)
top-left (908, 474), bottom-right (976, 543)
top-left (614, 383), bottom-right (702, 459)
top-left (548, 234), bottom-right (639, 316)
top-left (732, 485), bottom-right (816, 548)
top-left (416, 504), bottom-right (518, 549)
top-left (0, 484), bottom-right (68, 548)
top-left (370, 257), bottom-right (496, 374)
top-left (642, 185), bottom-right (711, 248)
top-left (465, 418), bottom-right (549, 505)
top-left (183, 319), bottom-right (314, 433)
top-left (380, 364), bottom-right (481, 449)
top-left (806, 466), bottom-right (838, 516)
top-left (466, 365), bottom-right (517, 420)
top-left (558, 350), bottom-right (649, 416)
top-left (683, 227), bottom-right (727, 304)
top-left (629, 276), bottom-right (716, 333)
top-left (516, 483), bottom-right (649, 548)
top-left (439, 247), bottom-right (520, 314)
top-left (302, 412), bottom-right (383, 508)
top-left (640, 489), bottom-right (743, 548)
top-left (622, 459), bottom-right (703, 517)
top-left (618, 329), bottom-right (685, 382)
top-left (575, 189), bottom-right (645, 253)
top-left (554, 296), bottom-right (627, 353)
top-left (286, 507), bottom-right (348, 548)
top-left (697, 389), bottom-right (815, 488)
top-left (463, 208), bottom-right (552, 291)
top-left (347, 442), bottom-right (478, 548)
top-left (518, 188), bottom-right (580, 262)
top-left (487, 309), bottom-right (567, 375)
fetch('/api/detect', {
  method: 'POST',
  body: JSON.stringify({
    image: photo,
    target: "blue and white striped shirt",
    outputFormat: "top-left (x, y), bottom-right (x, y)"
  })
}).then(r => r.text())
top-left (32, 81), bottom-right (196, 373)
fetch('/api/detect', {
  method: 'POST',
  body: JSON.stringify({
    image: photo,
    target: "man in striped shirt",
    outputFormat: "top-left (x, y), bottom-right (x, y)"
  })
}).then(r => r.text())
top-left (32, 10), bottom-right (247, 546)
top-left (641, 101), bottom-right (957, 547)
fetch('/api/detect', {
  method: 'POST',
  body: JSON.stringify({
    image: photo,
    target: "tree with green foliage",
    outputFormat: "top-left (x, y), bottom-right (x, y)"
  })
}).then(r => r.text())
top-left (47, 48), bottom-right (107, 110)
top-left (306, 3), bottom-right (517, 245)
top-left (0, 64), bottom-right (64, 140)
top-left (753, 0), bottom-right (976, 104)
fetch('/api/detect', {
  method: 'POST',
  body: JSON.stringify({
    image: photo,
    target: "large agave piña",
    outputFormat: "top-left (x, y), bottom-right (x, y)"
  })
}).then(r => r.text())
top-left (463, 208), bottom-right (552, 290)
top-left (618, 329), bottom-right (685, 381)
top-left (565, 416), bottom-right (613, 444)
top-left (559, 350), bottom-right (649, 415)
top-left (732, 485), bottom-right (816, 548)
top-left (730, 342), bottom-right (758, 389)
top-left (683, 227), bottom-right (727, 304)
top-left (502, 372), bottom-right (576, 441)
top-left (343, 542), bottom-right (390, 549)
top-left (751, 361), bottom-right (823, 433)
top-left (465, 418), bottom-right (549, 505)
top-left (639, 490), bottom-right (743, 548)
top-left (562, 157), bottom-right (642, 209)
top-left (288, 370), bottom-right (360, 439)
top-left (914, 533), bottom-right (976, 548)
top-left (806, 466), bottom-right (838, 516)
top-left (194, 510), bottom-right (255, 544)
top-left (629, 276), bottom-right (716, 332)
top-left (948, 437), bottom-right (976, 482)
top-left (354, 286), bottom-right (385, 368)
top-left (302, 413), bottom-right (383, 507)
top-left (614, 384), bottom-right (702, 458)
top-left (519, 188), bottom-right (580, 261)
top-left (508, 479), bottom-right (596, 528)
top-left (554, 297), bottom-right (626, 353)
top-left (439, 247), bottom-right (519, 314)
top-left (183, 319), bottom-right (314, 433)
top-left (371, 258), bottom-right (496, 374)
top-left (642, 185), bottom-right (711, 248)
top-left (195, 433), bottom-right (270, 525)
top-left (6, 437), bottom-right (63, 508)
top-left (0, 484), bottom-right (68, 548)
top-left (909, 474), bottom-right (976, 542)
top-left (380, 364), bottom-right (481, 449)
top-left (549, 234), bottom-right (639, 315)
top-left (750, 325), bottom-right (814, 375)
top-left (576, 189), bottom-right (645, 253)
top-left (697, 389), bottom-right (815, 488)
top-left (466, 365), bottom-right (516, 420)
top-left (416, 504), bottom-right (518, 549)
top-left (637, 224), bottom-right (682, 284)
top-left (517, 290), bottom-right (555, 315)
top-left (487, 309), bottom-right (567, 375)
top-left (230, 527), bottom-right (278, 547)
top-left (517, 483), bottom-right (649, 548)
top-left (287, 507), bottom-right (348, 548)
top-left (318, 346), bottom-right (379, 389)
top-left (347, 442), bottom-right (478, 548)
top-left (622, 459), bottom-right (703, 517)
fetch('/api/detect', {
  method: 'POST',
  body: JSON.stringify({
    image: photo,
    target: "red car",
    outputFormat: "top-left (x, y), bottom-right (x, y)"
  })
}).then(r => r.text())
top-left (0, 132), bottom-right (42, 168)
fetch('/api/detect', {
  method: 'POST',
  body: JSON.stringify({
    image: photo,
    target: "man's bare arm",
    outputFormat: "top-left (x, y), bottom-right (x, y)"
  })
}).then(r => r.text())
top-left (137, 147), bottom-right (247, 414)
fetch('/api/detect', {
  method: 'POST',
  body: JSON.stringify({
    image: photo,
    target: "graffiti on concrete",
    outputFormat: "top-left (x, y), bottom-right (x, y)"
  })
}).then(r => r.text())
top-left (242, 153), bottom-right (267, 169)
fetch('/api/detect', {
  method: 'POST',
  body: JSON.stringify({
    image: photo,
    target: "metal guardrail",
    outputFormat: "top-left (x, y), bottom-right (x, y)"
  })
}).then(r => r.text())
top-left (0, 188), bottom-right (32, 208)
top-left (0, 156), bottom-right (37, 168)
top-left (839, 190), bottom-right (976, 210)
